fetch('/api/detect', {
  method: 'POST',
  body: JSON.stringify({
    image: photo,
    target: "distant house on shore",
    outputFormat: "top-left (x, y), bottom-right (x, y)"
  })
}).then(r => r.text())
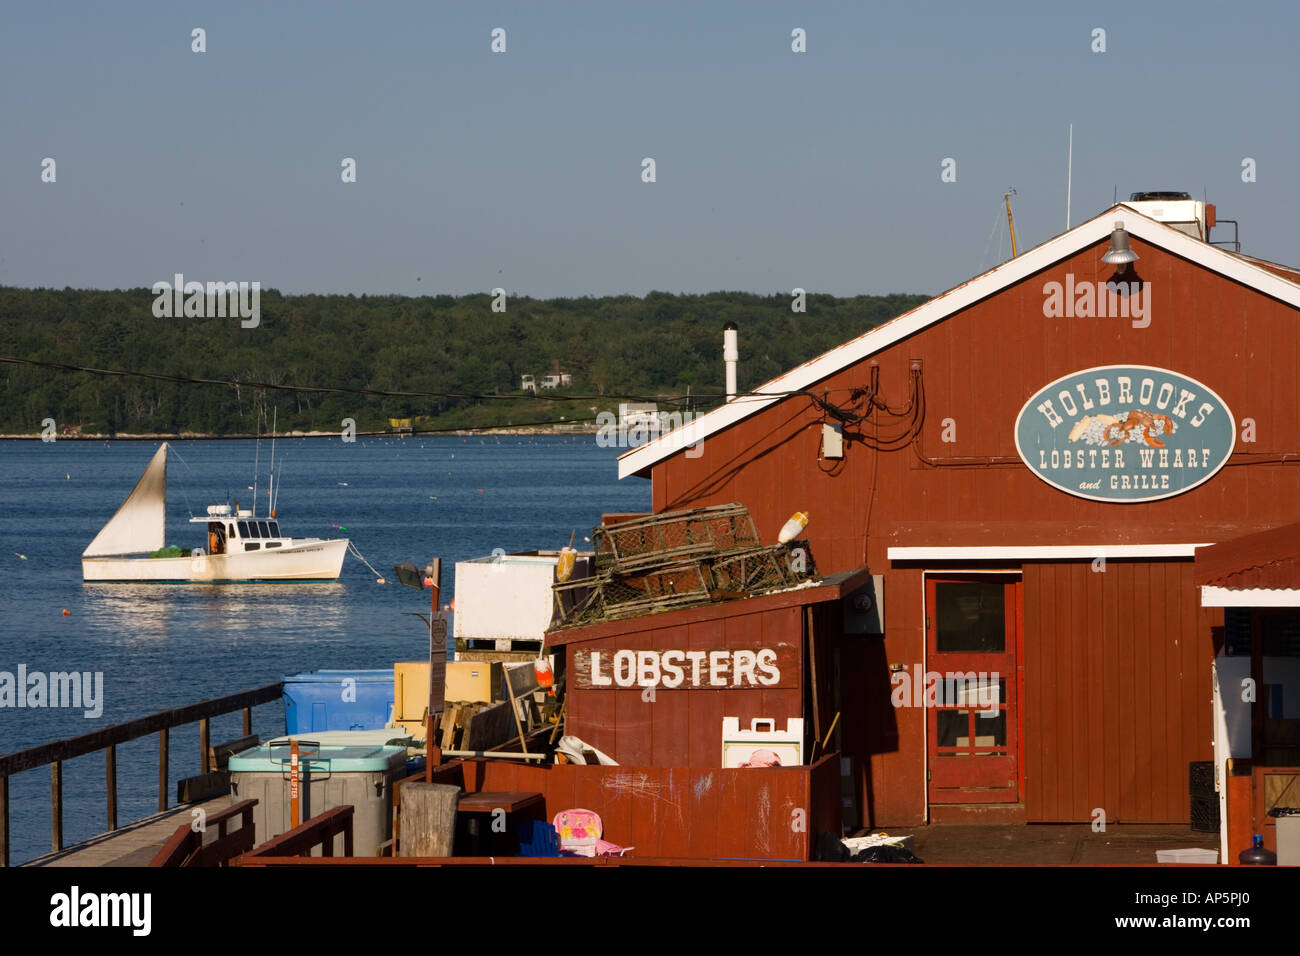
top-left (618, 402), bottom-right (659, 436)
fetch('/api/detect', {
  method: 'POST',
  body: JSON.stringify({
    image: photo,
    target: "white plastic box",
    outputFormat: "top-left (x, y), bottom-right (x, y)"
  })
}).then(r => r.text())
top-left (721, 717), bottom-right (803, 768)
top-left (454, 554), bottom-right (559, 643)
top-left (1155, 848), bottom-right (1218, 864)
top-left (1277, 816), bottom-right (1300, 866)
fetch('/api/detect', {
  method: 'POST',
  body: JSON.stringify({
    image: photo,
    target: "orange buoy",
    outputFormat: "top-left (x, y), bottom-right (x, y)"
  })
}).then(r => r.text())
top-left (62, 608), bottom-right (70, 616)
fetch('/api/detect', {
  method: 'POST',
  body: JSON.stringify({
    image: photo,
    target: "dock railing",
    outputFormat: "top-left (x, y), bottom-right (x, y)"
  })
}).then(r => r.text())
top-left (149, 798), bottom-right (259, 867)
top-left (239, 805), bottom-right (354, 860)
top-left (0, 682), bottom-right (282, 867)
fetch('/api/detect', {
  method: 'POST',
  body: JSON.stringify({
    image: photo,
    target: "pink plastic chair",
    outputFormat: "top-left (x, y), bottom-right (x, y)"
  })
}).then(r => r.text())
top-left (552, 808), bottom-right (633, 857)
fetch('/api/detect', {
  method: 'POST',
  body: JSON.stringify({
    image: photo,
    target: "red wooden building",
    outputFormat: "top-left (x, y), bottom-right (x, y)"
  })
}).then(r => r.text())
top-left (597, 200), bottom-right (1300, 851)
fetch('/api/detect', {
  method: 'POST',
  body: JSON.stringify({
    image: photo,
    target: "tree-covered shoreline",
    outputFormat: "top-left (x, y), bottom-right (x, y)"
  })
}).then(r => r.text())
top-left (0, 287), bottom-right (929, 436)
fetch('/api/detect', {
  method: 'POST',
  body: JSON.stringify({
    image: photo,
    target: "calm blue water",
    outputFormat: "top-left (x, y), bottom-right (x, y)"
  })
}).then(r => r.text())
top-left (0, 436), bottom-right (648, 864)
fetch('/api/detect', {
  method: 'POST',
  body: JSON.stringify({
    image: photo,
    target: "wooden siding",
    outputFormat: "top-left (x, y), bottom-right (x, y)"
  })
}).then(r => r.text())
top-left (1021, 560), bottom-right (1213, 822)
top-left (471, 756), bottom-right (843, 861)
top-left (564, 603), bottom-right (805, 768)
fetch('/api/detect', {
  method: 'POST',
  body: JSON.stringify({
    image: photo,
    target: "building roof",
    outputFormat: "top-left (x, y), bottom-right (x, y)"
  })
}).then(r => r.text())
top-left (1195, 522), bottom-right (1300, 593)
top-left (618, 204), bottom-right (1300, 479)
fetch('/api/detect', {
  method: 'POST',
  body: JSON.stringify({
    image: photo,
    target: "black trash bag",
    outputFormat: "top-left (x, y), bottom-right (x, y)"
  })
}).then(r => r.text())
top-left (850, 843), bottom-right (924, 864)
top-left (813, 831), bottom-right (849, 862)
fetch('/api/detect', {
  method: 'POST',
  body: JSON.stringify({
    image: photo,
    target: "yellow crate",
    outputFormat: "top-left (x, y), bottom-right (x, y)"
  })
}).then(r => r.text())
top-left (393, 660), bottom-right (430, 734)
top-left (446, 661), bottom-right (501, 704)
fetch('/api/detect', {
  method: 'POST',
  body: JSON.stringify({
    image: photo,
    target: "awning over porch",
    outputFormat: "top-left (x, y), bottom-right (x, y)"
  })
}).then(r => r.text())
top-left (1195, 520), bottom-right (1300, 606)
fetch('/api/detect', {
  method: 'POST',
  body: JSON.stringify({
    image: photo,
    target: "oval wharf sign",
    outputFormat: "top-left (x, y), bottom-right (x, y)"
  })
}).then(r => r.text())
top-left (1014, 365), bottom-right (1235, 503)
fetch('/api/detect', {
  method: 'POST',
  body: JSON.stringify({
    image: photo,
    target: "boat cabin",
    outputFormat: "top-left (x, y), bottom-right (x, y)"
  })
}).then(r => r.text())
top-left (191, 505), bottom-right (287, 555)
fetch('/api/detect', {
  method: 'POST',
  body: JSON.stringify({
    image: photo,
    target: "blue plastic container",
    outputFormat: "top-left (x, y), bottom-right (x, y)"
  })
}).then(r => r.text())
top-left (282, 669), bottom-right (394, 733)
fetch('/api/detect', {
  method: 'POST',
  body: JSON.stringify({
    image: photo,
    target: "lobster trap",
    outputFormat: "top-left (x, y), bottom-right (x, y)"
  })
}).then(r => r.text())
top-left (592, 503), bottom-right (761, 574)
top-left (709, 544), bottom-right (804, 594)
top-left (552, 503), bottom-right (811, 629)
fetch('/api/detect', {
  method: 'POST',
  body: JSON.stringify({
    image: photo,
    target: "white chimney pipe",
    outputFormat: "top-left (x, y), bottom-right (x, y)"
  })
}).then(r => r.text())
top-left (723, 321), bottom-right (738, 401)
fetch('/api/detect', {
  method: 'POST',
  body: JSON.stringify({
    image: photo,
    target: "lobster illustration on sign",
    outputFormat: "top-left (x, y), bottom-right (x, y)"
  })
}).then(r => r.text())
top-left (1068, 409), bottom-right (1177, 448)
top-left (1104, 409), bottom-right (1176, 448)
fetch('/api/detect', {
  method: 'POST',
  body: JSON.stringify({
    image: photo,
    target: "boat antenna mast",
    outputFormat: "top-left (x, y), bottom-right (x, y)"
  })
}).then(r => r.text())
top-left (272, 455), bottom-right (285, 517)
top-left (1004, 188), bottom-right (1019, 258)
top-left (251, 404), bottom-right (261, 519)
top-left (268, 407), bottom-right (277, 518)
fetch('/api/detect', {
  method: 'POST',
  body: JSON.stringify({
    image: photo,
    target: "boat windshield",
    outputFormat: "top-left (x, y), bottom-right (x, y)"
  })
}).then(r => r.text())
top-left (230, 519), bottom-right (285, 539)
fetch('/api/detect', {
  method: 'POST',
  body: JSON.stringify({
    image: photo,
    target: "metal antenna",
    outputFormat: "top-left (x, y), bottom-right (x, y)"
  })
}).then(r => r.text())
top-left (251, 404), bottom-right (260, 518)
top-left (1066, 124), bottom-right (1073, 229)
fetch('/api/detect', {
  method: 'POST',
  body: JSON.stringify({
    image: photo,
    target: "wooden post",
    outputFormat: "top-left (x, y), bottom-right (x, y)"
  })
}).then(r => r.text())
top-left (399, 782), bottom-right (459, 857)
top-left (106, 745), bottom-right (117, 833)
top-left (199, 717), bottom-right (210, 774)
top-left (548, 694), bottom-right (568, 745)
top-left (806, 606), bottom-right (821, 763)
top-left (428, 557), bottom-right (441, 733)
top-left (51, 760), bottom-right (63, 853)
top-left (158, 728), bottom-right (169, 813)
top-left (242, 706), bottom-right (252, 737)
top-left (0, 774), bottom-right (8, 868)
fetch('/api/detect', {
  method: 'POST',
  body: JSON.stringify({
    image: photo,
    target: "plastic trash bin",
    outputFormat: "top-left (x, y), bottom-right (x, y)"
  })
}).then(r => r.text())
top-left (228, 742), bottom-right (408, 856)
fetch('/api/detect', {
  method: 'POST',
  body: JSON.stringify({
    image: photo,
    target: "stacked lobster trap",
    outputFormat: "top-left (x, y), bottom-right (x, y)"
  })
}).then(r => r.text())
top-left (551, 502), bottom-right (811, 629)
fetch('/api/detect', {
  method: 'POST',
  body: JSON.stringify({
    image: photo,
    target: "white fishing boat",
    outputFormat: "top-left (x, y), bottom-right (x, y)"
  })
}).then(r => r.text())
top-left (81, 442), bottom-right (348, 582)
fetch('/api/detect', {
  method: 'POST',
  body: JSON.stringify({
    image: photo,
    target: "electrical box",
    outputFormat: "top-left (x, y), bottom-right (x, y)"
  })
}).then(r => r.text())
top-left (842, 574), bottom-right (885, 634)
top-left (822, 423), bottom-right (844, 459)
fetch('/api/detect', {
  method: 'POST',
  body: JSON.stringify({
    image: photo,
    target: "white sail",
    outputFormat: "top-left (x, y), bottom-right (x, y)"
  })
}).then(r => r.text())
top-left (83, 443), bottom-right (168, 557)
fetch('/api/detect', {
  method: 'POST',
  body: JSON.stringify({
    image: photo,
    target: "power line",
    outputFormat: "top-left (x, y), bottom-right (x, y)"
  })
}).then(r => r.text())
top-left (0, 353), bottom-right (871, 408)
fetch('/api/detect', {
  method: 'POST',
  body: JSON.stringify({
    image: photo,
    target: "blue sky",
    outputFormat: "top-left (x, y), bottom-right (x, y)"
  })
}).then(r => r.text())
top-left (2, 1), bottom-right (1295, 299)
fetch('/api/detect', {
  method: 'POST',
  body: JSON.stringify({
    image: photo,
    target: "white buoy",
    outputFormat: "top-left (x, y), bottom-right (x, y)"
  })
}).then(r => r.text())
top-left (777, 511), bottom-right (809, 544)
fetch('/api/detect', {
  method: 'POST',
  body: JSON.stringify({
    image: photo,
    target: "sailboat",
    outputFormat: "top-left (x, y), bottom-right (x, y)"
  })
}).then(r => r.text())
top-left (81, 442), bottom-right (349, 582)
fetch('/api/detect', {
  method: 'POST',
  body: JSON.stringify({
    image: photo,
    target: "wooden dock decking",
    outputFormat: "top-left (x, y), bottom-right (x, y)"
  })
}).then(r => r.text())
top-left (23, 796), bottom-right (233, 867)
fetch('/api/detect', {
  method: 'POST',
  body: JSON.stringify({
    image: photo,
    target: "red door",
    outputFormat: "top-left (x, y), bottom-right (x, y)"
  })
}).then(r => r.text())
top-left (926, 576), bottom-right (1021, 804)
